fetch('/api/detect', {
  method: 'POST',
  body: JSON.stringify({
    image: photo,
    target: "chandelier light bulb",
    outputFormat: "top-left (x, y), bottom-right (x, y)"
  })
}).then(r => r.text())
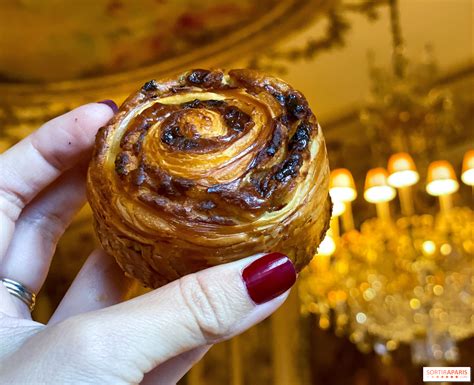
top-left (387, 152), bottom-right (420, 188)
top-left (426, 160), bottom-right (459, 196)
top-left (329, 168), bottom-right (357, 203)
top-left (422, 240), bottom-right (436, 256)
top-left (364, 168), bottom-right (396, 203)
top-left (461, 150), bottom-right (474, 186)
top-left (331, 200), bottom-right (346, 217)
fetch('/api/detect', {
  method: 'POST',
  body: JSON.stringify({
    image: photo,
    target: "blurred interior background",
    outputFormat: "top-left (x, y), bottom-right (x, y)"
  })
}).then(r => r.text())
top-left (0, 1), bottom-right (472, 384)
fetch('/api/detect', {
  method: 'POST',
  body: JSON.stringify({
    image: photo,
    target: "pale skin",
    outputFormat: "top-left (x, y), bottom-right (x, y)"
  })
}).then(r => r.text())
top-left (0, 103), bottom-right (290, 384)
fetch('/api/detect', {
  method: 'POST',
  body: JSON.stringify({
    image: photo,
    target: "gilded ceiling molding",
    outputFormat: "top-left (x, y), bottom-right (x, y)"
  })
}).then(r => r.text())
top-left (248, 0), bottom-right (387, 74)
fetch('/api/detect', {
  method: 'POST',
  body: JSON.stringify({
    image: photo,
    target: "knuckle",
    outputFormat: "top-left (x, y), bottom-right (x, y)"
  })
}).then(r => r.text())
top-left (178, 274), bottom-right (233, 342)
top-left (56, 317), bottom-right (107, 361)
top-left (0, 190), bottom-right (24, 223)
top-left (22, 206), bottom-right (67, 244)
top-left (29, 138), bottom-right (63, 173)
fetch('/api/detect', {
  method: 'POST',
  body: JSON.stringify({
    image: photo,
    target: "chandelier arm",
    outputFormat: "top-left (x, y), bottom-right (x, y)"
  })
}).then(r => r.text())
top-left (388, 0), bottom-right (405, 79)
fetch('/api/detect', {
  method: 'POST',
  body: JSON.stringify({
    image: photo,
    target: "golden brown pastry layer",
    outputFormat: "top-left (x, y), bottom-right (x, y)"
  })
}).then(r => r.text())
top-left (87, 69), bottom-right (331, 288)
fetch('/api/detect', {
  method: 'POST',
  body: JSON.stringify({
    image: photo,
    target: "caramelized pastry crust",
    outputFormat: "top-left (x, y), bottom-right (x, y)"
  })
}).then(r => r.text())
top-left (87, 69), bottom-right (331, 288)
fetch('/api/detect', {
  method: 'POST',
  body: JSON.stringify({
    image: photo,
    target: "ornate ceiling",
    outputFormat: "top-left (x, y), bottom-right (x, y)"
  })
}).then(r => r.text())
top-left (0, 0), bottom-right (331, 83)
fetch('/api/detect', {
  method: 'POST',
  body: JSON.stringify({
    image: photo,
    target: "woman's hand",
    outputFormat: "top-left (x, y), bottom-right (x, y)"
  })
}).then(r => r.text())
top-left (0, 103), bottom-right (296, 385)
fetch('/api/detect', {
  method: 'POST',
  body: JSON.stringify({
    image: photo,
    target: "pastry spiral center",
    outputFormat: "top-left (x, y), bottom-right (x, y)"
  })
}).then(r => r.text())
top-left (179, 109), bottom-right (224, 138)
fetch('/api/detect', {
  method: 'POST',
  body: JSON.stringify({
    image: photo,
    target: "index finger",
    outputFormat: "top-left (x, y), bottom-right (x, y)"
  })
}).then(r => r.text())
top-left (0, 102), bottom-right (116, 258)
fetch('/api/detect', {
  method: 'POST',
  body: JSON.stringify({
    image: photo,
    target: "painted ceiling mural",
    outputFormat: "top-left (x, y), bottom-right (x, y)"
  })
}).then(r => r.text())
top-left (0, 0), bottom-right (318, 82)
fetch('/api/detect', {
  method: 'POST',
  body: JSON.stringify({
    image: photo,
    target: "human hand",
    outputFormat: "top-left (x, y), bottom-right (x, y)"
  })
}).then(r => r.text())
top-left (0, 102), bottom-right (296, 384)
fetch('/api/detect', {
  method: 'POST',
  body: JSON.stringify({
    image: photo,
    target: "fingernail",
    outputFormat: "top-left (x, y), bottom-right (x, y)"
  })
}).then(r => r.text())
top-left (97, 99), bottom-right (119, 113)
top-left (242, 252), bottom-right (296, 304)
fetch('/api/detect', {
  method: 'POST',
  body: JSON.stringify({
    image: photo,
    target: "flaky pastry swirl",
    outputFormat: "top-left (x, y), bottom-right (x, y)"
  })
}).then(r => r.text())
top-left (87, 69), bottom-right (331, 288)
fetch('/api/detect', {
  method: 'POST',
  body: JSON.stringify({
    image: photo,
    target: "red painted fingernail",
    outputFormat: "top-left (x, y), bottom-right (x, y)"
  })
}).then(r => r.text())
top-left (98, 99), bottom-right (119, 113)
top-left (242, 252), bottom-right (296, 304)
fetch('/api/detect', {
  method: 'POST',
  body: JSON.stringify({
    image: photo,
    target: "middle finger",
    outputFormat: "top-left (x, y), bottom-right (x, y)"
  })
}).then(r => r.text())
top-left (48, 249), bottom-right (136, 325)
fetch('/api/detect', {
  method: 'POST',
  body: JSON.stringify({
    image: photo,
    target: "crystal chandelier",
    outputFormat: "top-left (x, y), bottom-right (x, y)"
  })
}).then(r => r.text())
top-left (299, 151), bottom-right (474, 364)
top-left (299, 0), bottom-right (473, 364)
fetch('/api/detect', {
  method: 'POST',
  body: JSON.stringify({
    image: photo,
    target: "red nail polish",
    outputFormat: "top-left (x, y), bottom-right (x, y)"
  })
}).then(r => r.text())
top-left (98, 99), bottom-right (119, 113)
top-left (242, 252), bottom-right (296, 304)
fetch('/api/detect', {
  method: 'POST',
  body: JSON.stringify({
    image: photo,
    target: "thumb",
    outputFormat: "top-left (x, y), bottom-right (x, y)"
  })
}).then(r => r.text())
top-left (60, 252), bottom-right (295, 380)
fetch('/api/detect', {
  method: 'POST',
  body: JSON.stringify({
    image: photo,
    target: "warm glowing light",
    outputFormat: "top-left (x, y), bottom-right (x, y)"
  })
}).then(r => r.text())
top-left (364, 168), bottom-right (396, 203)
top-left (426, 160), bottom-right (459, 196)
top-left (422, 240), bottom-right (436, 256)
top-left (440, 243), bottom-right (452, 256)
top-left (319, 316), bottom-right (330, 329)
top-left (461, 150), bottom-right (474, 186)
top-left (356, 312), bottom-right (367, 324)
top-left (433, 285), bottom-right (444, 296)
top-left (387, 152), bottom-right (420, 187)
top-left (409, 298), bottom-right (421, 310)
top-left (331, 200), bottom-right (346, 216)
top-left (363, 288), bottom-right (376, 301)
top-left (329, 168), bottom-right (357, 202)
top-left (317, 234), bottom-right (336, 256)
top-left (335, 260), bottom-right (348, 275)
top-left (386, 340), bottom-right (398, 351)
